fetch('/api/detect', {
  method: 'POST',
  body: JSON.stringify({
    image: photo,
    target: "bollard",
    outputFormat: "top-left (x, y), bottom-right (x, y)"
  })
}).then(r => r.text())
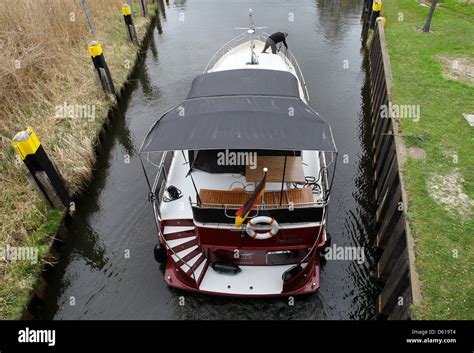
top-left (11, 127), bottom-right (71, 210)
top-left (88, 41), bottom-right (116, 94)
top-left (370, 0), bottom-right (383, 29)
top-left (122, 4), bottom-right (138, 43)
top-left (140, 0), bottom-right (148, 16)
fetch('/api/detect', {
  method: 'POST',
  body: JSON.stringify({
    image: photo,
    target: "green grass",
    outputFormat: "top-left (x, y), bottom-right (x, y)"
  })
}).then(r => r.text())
top-left (439, 0), bottom-right (474, 17)
top-left (131, 2), bottom-right (158, 17)
top-left (0, 208), bottom-right (62, 319)
top-left (383, 0), bottom-right (474, 319)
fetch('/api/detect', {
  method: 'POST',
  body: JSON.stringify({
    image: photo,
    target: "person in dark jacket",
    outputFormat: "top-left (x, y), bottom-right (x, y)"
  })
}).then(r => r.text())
top-left (261, 32), bottom-right (288, 54)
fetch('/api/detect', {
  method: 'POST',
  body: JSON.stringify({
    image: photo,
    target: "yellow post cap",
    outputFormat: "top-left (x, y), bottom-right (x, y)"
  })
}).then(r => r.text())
top-left (122, 4), bottom-right (131, 16)
top-left (88, 41), bottom-right (103, 57)
top-left (373, 0), bottom-right (382, 11)
top-left (11, 127), bottom-right (41, 160)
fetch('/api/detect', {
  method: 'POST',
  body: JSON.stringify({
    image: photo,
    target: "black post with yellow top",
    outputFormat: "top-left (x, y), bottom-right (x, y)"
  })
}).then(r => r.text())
top-left (371, 0), bottom-right (383, 29)
top-left (122, 4), bottom-right (138, 44)
top-left (11, 127), bottom-right (71, 209)
top-left (88, 41), bottom-right (116, 94)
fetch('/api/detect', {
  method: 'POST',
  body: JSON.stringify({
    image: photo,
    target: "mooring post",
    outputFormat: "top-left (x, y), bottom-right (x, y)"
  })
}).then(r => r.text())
top-left (371, 0), bottom-right (383, 29)
top-left (11, 127), bottom-right (71, 210)
top-left (88, 41), bottom-right (116, 94)
top-left (122, 4), bottom-right (138, 43)
top-left (140, 0), bottom-right (148, 16)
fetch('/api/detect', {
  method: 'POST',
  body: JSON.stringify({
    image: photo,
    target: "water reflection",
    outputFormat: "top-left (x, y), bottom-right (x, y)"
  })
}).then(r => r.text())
top-left (315, 0), bottom-right (364, 47)
top-left (137, 65), bottom-right (154, 98)
top-left (158, 0), bottom-right (167, 20)
top-left (173, 0), bottom-right (187, 10)
top-left (155, 12), bottom-right (163, 35)
top-left (149, 28), bottom-right (159, 60)
top-left (71, 226), bottom-right (108, 271)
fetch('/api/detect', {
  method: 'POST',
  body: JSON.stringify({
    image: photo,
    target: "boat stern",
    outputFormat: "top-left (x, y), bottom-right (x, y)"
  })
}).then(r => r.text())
top-left (160, 218), bottom-right (325, 297)
top-left (163, 253), bottom-right (321, 297)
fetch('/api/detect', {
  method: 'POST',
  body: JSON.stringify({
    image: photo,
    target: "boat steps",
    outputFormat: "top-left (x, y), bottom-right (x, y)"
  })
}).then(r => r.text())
top-left (162, 219), bottom-right (208, 286)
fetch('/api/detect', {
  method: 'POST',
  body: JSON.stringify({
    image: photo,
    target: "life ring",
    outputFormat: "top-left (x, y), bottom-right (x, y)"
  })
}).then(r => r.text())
top-left (246, 216), bottom-right (279, 240)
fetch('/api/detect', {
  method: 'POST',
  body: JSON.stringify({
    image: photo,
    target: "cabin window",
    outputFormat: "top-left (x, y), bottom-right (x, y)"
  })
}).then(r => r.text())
top-left (188, 149), bottom-right (301, 174)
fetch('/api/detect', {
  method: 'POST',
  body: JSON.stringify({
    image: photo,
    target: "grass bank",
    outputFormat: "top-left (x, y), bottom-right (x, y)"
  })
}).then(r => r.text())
top-left (0, 0), bottom-right (156, 319)
top-left (381, 0), bottom-right (473, 319)
top-left (439, 0), bottom-right (474, 17)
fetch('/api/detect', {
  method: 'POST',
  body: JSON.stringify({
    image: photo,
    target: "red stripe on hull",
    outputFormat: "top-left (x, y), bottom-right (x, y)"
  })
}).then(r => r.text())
top-left (197, 225), bottom-right (323, 248)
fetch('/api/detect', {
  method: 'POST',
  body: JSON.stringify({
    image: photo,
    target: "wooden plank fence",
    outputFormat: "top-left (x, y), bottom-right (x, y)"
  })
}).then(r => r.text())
top-left (368, 19), bottom-right (416, 320)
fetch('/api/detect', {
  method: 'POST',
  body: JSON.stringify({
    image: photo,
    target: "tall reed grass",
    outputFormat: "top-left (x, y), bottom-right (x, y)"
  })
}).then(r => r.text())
top-left (0, 0), bottom-right (151, 318)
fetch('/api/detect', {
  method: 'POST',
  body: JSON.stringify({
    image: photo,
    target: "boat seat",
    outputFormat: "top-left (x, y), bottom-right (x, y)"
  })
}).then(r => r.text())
top-left (199, 187), bottom-right (314, 209)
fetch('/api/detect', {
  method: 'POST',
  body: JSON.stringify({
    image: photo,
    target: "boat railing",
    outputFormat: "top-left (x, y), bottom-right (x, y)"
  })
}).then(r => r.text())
top-left (151, 152), bottom-right (172, 214)
top-left (203, 31), bottom-right (310, 102)
top-left (203, 32), bottom-right (249, 73)
top-left (259, 31), bottom-right (310, 102)
top-left (281, 46), bottom-right (311, 103)
top-left (151, 152), bottom-right (200, 284)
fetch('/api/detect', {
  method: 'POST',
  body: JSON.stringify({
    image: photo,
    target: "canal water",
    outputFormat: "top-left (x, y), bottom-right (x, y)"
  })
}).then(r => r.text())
top-left (38, 0), bottom-right (378, 319)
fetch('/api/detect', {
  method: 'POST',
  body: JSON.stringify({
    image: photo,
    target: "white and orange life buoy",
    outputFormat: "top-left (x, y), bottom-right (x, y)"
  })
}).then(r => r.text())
top-left (246, 216), bottom-right (279, 240)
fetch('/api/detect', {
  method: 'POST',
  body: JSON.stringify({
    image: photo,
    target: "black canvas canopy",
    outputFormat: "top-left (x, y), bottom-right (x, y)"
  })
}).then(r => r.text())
top-left (140, 69), bottom-right (337, 153)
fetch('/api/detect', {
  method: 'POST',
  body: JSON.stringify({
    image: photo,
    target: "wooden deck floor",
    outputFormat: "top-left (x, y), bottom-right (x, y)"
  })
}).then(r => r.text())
top-left (199, 187), bottom-right (314, 208)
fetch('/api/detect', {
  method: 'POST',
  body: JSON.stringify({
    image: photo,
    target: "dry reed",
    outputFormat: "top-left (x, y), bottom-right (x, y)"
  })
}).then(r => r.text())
top-left (0, 0), bottom-right (152, 318)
